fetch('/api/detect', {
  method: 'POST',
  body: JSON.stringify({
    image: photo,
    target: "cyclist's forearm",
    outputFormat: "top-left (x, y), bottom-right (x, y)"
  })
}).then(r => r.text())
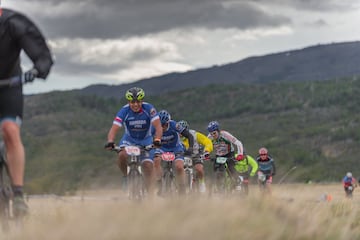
top-left (107, 124), bottom-right (120, 142)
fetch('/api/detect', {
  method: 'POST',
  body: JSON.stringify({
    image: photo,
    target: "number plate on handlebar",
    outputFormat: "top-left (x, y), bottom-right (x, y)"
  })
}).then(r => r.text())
top-left (161, 152), bottom-right (175, 161)
top-left (216, 157), bottom-right (227, 164)
top-left (124, 146), bottom-right (141, 156)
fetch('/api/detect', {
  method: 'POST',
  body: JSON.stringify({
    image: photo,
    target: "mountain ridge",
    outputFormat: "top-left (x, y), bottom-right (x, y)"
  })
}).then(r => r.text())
top-left (77, 40), bottom-right (360, 98)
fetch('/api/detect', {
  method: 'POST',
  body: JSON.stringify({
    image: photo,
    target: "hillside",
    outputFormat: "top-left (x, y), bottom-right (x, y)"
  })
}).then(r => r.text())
top-left (21, 76), bottom-right (360, 194)
top-left (78, 41), bottom-right (360, 99)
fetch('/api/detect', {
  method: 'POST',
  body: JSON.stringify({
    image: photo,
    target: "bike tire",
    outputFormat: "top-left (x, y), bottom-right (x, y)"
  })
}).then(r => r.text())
top-left (128, 168), bottom-right (143, 201)
top-left (0, 162), bottom-right (11, 232)
top-left (163, 170), bottom-right (176, 197)
top-left (185, 168), bottom-right (193, 194)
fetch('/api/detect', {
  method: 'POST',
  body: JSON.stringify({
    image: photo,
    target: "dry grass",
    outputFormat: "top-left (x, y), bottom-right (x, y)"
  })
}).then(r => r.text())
top-left (2, 184), bottom-right (360, 240)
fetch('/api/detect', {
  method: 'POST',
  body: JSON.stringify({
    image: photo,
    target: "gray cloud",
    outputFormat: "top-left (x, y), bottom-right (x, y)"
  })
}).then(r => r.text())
top-left (20, 0), bottom-right (290, 39)
top-left (254, 0), bottom-right (360, 12)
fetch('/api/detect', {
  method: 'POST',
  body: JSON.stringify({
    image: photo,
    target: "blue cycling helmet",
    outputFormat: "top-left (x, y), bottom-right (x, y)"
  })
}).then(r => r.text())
top-left (207, 121), bottom-right (220, 132)
top-left (159, 110), bottom-right (171, 125)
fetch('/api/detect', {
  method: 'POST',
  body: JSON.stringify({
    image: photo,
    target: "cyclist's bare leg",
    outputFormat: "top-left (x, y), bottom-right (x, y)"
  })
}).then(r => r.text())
top-left (1, 121), bottom-right (24, 188)
top-left (141, 160), bottom-right (154, 196)
top-left (194, 163), bottom-right (204, 181)
top-left (153, 155), bottom-right (162, 181)
top-left (153, 155), bottom-right (163, 193)
top-left (1, 120), bottom-right (28, 217)
top-left (174, 159), bottom-right (185, 195)
top-left (117, 150), bottom-right (128, 176)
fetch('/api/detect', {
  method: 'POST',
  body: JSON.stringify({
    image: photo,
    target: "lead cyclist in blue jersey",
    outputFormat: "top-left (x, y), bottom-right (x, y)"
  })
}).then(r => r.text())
top-left (0, 7), bottom-right (54, 217)
top-left (105, 87), bottom-right (163, 196)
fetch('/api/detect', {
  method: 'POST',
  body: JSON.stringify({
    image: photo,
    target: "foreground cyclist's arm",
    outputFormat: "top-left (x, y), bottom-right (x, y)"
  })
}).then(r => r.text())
top-left (151, 117), bottom-right (163, 145)
top-left (247, 155), bottom-right (259, 177)
top-left (221, 130), bottom-right (244, 156)
top-left (196, 131), bottom-right (213, 153)
top-left (180, 128), bottom-right (195, 154)
top-left (9, 12), bottom-right (53, 79)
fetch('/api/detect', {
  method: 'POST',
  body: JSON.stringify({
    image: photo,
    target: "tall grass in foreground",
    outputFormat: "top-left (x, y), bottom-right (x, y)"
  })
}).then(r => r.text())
top-left (2, 184), bottom-right (360, 240)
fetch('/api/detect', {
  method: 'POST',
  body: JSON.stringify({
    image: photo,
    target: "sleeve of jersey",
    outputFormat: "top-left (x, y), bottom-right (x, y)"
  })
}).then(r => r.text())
top-left (113, 109), bottom-right (125, 127)
top-left (143, 103), bottom-right (159, 122)
top-left (196, 132), bottom-right (213, 153)
top-left (10, 14), bottom-right (54, 79)
top-left (222, 131), bottom-right (244, 154)
top-left (248, 156), bottom-right (259, 174)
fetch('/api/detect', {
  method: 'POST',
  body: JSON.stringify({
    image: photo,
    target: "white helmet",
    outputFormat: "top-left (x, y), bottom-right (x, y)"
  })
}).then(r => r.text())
top-left (346, 172), bottom-right (352, 178)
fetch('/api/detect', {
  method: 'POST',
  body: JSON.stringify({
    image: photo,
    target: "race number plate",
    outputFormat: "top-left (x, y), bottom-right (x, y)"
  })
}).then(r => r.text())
top-left (161, 152), bottom-right (175, 161)
top-left (124, 146), bottom-right (141, 156)
top-left (216, 157), bottom-right (227, 164)
top-left (258, 172), bottom-right (266, 182)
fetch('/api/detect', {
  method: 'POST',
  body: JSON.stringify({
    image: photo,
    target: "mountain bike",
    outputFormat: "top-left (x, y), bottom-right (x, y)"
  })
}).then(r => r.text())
top-left (160, 152), bottom-right (177, 197)
top-left (112, 145), bottom-right (150, 201)
top-left (184, 156), bottom-right (197, 194)
top-left (209, 156), bottom-right (235, 197)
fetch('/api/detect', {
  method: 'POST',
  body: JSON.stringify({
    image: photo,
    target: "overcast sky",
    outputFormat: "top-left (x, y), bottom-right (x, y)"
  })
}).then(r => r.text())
top-left (3, 0), bottom-right (360, 94)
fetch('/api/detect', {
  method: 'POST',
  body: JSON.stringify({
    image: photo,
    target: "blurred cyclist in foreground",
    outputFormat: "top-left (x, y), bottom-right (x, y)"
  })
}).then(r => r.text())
top-left (0, 7), bottom-right (54, 217)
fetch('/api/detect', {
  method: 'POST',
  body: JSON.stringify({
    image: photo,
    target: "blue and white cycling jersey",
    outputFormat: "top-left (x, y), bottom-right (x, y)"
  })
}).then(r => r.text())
top-left (113, 102), bottom-right (159, 147)
top-left (152, 120), bottom-right (184, 153)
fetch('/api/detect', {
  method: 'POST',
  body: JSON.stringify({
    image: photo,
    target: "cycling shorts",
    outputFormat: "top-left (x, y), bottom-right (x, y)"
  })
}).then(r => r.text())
top-left (0, 85), bottom-right (23, 124)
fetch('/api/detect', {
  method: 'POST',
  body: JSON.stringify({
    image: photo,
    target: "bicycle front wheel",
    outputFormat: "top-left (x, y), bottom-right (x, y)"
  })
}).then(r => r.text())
top-left (128, 168), bottom-right (144, 201)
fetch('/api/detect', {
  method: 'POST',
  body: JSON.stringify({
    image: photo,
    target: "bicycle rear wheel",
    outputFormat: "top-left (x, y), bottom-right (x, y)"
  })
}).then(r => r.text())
top-left (0, 161), bottom-right (11, 233)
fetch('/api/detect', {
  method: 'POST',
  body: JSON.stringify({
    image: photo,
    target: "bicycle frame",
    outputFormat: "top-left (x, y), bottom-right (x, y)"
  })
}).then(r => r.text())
top-left (114, 145), bottom-right (145, 201)
top-left (0, 75), bottom-right (24, 88)
top-left (161, 152), bottom-right (177, 197)
top-left (209, 156), bottom-right (232, 197)
top-left (184, 156), bottom-right (195, 194)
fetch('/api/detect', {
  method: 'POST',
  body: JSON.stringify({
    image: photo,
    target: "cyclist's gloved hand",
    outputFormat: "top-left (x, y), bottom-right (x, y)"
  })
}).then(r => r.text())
top-left (235, 154), bottom-right (244, 161)
top-left (24, 68), bottom-right (38, 83)
top-left (185, 147), bottom-right (193, 156)
top-left (153, 138), bottom-right (161, 147)
top-left (104, 142), bottom-right (115, 149)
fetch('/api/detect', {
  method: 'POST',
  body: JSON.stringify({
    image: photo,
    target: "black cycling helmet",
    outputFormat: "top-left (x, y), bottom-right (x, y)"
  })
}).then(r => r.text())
top-left (125, 87), bottom-right (145, 101)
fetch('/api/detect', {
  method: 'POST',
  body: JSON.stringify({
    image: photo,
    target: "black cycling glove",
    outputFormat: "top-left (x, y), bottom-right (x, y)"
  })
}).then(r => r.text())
top-left (104, 142), bottom-right (115, 149)
top-left (24, 68), bottom-right (38, 83)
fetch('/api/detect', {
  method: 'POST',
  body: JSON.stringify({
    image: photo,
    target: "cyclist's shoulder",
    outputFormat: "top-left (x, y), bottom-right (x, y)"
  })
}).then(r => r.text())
top-left (1, 8), bottom-right (34, 30)
top-left (195, 131), bottom-right (210, 141)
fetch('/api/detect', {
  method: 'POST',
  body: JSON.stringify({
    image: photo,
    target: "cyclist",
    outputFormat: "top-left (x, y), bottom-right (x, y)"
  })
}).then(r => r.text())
top-left (177, 120), bottom-right (213, 193)
top-left (153, 110), bottom-right (194, 196)
top-left (342, 172), bottom-right (357, 197)
top-left (207, 121), bottom-right (245, 189)
top-left (105, 87), bottom-right (163, 196)
top-left (0, 7), bottom-right (54, 217)
top-left (234, 154), bottom-right (258, 195)
top-left (256, 147), bottom-right (276, 195)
